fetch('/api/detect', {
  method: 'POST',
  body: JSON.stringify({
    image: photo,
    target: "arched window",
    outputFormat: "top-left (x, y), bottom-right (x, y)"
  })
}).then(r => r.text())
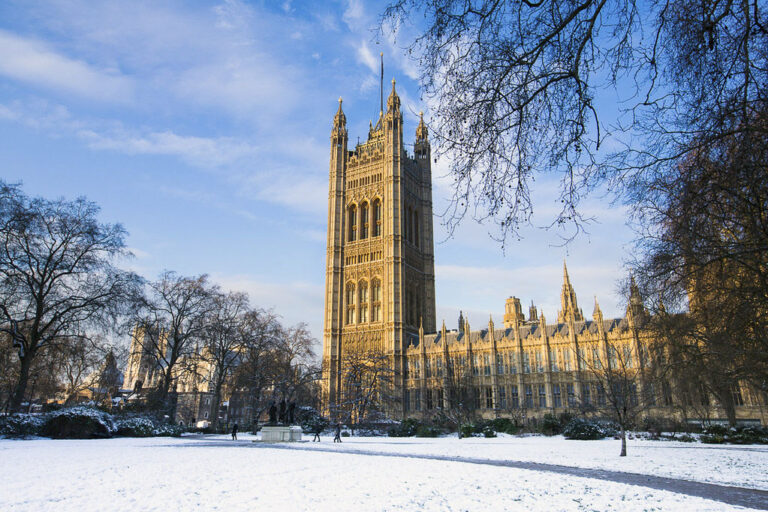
top-left (413, 208), bottom-right (419, 247)
top-left (346, 283), bottom-right (356, 324)
top-left (348, 204), bottom-right (357, 242)
top-left (358, 281), bottom-right (368, 323)
top-left (371, 279), bottom-right (382, 322)
top-left (360, 202), bottom-right (369, 239)
top-left (373, 199), bottom-right (381, 237)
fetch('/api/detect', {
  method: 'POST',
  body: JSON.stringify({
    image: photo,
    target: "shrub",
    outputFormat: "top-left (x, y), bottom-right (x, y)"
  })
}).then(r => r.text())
top-left (482, 425), bottom-right (496, 438)
top-left (43, 406), bottom-right (115, 439)
top-left (540, 413), bottom-right (562, 436)
top-left (0, 414), bottom-right (45, 438)
top-left (415, 424), bottom-right (441, 437)
top-left (153, 423), bottom-right (186, 437)
top-left (388, 418), bottom-right (420, 437)
top-left (700, 425), bottom-right (768, 444)
top-left (489, 417), bottom-right (521, 435)
top-left (562, 418), bottom-right (609, 440)
top-left (114, 416), bottom-right (155, 437)
top-left (459, 423), bottom-right (476, 438)
top-left (341, 431), bottom-right (350, 437)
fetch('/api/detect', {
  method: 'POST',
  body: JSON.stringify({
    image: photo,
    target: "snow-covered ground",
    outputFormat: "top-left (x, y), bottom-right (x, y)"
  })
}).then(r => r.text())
top-left (293, 433), bottom-right (768, 490)
top-left (1, 434), bottom-right (765, 511)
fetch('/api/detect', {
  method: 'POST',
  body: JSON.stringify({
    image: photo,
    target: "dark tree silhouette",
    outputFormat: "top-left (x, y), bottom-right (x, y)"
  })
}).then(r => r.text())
top-left (0, 182), bottom-right (139, 412)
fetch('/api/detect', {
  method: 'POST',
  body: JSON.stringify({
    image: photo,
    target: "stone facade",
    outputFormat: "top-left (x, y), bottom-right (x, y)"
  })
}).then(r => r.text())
top-left (321, 80), bottom-right (767, 426)
top-left (322, 81), bottom-right (436, 415)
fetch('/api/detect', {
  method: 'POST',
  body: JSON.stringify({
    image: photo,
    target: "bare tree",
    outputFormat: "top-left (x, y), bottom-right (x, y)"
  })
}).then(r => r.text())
top-left (382, 1), bottom-right (766, 244)
top-left (0, 182), bottom-right (139, 412)
top-left (632, 120), bottom-right (768, 406)
top-left (580, 337), bottom-right (650, 456)
top-left (199, 291), bottom-right (249, 431)
top-left (439, 357), bottom-right (479, 436)
top-left (129, 271), bottom-right (216, 415)
top-left (233, 309), bottom-right (283, 425)
top-left (336, 346), bottom-right (397, 432)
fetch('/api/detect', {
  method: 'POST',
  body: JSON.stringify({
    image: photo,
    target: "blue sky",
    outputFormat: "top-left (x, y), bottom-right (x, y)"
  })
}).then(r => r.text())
top-left (0, 0), bottom-right (635, 349)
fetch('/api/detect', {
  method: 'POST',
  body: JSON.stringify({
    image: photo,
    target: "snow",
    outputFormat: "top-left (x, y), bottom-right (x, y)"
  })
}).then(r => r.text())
top-left (0, 434), bottom-right (764, 511)
top-left (292, 434), bottom-right (768, 491)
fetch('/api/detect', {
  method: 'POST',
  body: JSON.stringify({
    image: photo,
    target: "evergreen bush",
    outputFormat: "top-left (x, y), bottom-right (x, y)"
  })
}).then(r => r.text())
top-left (562, 418), bottom-right (609, 440)
top-left (43, 407), bottom-right (115, 439)
top-left (0, 414), bottom-right (45, 438)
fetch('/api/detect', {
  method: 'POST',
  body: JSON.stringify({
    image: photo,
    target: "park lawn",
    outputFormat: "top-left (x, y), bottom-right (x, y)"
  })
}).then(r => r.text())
top-left (1, 434), bottom-right (766, 511)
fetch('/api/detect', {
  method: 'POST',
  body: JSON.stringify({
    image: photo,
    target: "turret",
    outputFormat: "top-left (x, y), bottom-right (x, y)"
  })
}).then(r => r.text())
top-left (458, 310), bottom-right (465, 334)
top-left (504, 296), bottom-right (525, 328)
top-left (592, 296), bottom-right (604, 325)
top-left (528, 301), bottom-right (538, 322)
top-left (557, 260), bottom-right (584, 323)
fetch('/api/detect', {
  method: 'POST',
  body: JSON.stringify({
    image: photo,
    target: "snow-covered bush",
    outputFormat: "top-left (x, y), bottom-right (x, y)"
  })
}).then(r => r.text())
top-left (388, 418), bottom-right (420, 437)
top-left (562, 418), bottom-right (609, 440)
top-left (0, 414), bottom-right (45, 438)
top-left (153, 423), bottom-right (186, 437)
top-left (115, 416), bottom-right (156, 437)
top-left (43, 406), bottom-right (116, 439)
top-left (702, 425), bottom-right (768, 444)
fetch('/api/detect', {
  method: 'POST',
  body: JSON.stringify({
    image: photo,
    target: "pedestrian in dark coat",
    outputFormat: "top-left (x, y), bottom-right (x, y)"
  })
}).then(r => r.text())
top-left (312, 427), bottom-right (321, 442)
top-left (333, 422), bottom-right (342, 443)
top-left (231, 423), bottom-right (239, 440)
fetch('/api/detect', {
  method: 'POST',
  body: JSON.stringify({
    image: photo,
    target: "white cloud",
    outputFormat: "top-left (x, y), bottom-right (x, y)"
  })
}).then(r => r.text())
top-left (343, 0), bottom-right (365, 29)
top-left (80, 129), bottom-right (259, 168)
top-left (211, 273), bottom-right (325, 348)
top-left (0, 29), bottom-right (134, 103)
top-left (356, 40), bottom-right (379, 74)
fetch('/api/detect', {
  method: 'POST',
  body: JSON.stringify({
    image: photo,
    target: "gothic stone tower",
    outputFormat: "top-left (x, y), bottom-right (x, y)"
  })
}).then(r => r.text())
top-left (322, 80), bottom-right (436, 417)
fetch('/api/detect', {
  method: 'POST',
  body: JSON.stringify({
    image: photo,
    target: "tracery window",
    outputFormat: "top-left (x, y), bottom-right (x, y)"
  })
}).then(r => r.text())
top-left (360, 202), bottom-right (369, 239)
top-left (372, 199), bottom-right (381, 236)
top-left (348, 204), bottom-right (357, 242)
top-left (358, 281), bottom-right (368, 323)
top-left (346, 283), bottom-right (355, 325)
top-left (413, 208), bottom-right (419, 247)
top-left (371, 279), bottom-right (382, 322)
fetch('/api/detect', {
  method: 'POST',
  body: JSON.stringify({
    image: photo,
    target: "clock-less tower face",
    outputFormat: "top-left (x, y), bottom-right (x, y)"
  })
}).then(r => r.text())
top-left (321, 81), bottom-right (436, 416)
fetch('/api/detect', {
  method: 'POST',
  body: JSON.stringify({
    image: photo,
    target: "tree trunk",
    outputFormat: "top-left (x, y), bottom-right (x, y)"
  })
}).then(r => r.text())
top-left (211, 380), bottom-right (223, 432)
top-left (620, 425), bottom-right (627, 457)
top-left (9, 353), bottom-right (33, 413)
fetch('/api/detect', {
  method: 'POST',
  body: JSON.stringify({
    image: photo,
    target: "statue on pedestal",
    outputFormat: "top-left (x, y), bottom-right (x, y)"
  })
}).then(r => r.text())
top-left (288, 401), bottom-right (296, 424)
top-left (267, 402), bottom-right (277, 425)
top-left (278, 399), bottom-right (287, 424)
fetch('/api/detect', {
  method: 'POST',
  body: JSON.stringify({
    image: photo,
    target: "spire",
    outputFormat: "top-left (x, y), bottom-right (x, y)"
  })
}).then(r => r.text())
top-left (458, 310), bottom-right (465, 334)
top-left (416, 111), bottom-right (428, 142)
top-left (529, 301), bottom-right (538, 322)
top-left (379, 52), bottom-right (384, 117)
top-left (333, 97), bottom-right (346, 131)
top-left (387, 77), bottom-right (400, 113)
top-left (592, 296), bottom-right (603, 323)
top-left (558, 259), bottom-right (583, 323)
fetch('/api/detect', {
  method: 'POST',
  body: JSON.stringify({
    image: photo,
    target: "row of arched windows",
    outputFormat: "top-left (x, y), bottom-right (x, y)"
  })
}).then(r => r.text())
top-left (404, 205), bottom-right (420, 247)
top-left (345, 279), bottom-right (382, 324)
top-left (348, 199), bottom-right (382, 242)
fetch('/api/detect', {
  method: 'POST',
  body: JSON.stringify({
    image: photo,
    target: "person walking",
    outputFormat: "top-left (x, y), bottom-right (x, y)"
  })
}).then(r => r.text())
top-left (231, 423), bottom-right (239, 441)
top-left (312, 427), bottom-right (321, 442)
top-left (333, 422), bottom-right (342, 443)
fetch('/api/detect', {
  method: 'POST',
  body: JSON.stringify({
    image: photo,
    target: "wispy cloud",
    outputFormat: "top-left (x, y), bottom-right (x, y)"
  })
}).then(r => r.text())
top-left (0, 29), bottom-right (134, 103)
top-left (80, 129), bottom-right (259, 168)
top-left (212, 272), bottom-right (325, 345)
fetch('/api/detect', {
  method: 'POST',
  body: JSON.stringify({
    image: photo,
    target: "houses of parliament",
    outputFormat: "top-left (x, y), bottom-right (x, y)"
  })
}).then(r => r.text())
top-left (321, 77), bottom-right (767, 426)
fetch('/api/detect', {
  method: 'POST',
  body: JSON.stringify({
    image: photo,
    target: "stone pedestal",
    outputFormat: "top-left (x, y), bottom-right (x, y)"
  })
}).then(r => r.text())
top-left (260, 425), bottom-right (303, 442)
